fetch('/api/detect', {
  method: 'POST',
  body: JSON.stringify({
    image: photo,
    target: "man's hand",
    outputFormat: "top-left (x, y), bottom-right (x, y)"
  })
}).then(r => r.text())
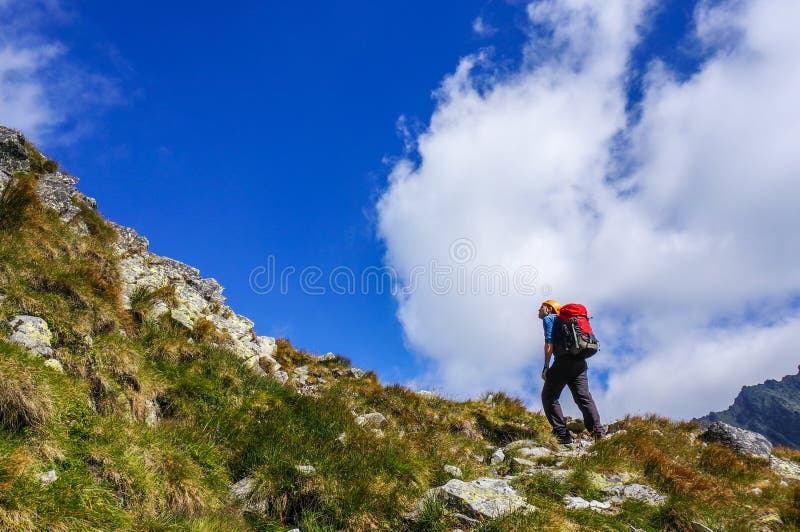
top-left (541, 365), bottom-right (549, 381)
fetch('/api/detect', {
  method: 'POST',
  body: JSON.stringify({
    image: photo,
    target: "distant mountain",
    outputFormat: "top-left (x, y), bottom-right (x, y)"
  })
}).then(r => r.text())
top-left (695, 367), bottom-right (800, 449)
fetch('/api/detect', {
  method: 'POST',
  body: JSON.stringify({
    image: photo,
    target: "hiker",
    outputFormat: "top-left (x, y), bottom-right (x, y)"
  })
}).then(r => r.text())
top-left (538, 299), bottom-right (604, 444)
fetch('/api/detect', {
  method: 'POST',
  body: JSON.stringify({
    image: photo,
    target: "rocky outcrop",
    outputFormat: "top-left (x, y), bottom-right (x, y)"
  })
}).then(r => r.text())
top-left (0, 126), bottom-right (29, 181)
top-left (696, 367), bottom-right (800, 449)
top-left (0, 127), bottom-right (291, 386)
top-left (8, 315), bottom-right (54, 357)
top-left (700, 421), bottom-right (800, 481)
top-left (699, 421), bottom-right (773, 459)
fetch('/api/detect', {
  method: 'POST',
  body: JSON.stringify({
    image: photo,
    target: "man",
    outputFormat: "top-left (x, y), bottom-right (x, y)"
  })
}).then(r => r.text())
top-left (539, 299), bottom-right (603, 444)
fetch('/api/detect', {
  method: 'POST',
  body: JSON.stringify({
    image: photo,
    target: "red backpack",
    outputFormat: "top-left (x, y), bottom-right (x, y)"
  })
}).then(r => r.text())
top-left (556, 303), bottom-right (599, 358)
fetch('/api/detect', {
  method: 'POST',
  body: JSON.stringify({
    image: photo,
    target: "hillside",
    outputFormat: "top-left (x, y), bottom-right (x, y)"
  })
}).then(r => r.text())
top-left (1, 125), bottom-right (799, 531)
top-left (696, 368), bottom-right (800, 450)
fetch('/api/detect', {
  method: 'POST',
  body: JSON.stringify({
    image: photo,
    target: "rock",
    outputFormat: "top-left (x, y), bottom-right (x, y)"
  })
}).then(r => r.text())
top-left (416, 390), bottom-right (437, 399)
top-left (490, 449), bottom-right (505, 465)
top-left (563, 495), bottom-right (610, 512)
top-left (8, 315), bottom-right (54, 357)
top-left (779, 480), bottom-right (789, 487)
top-left (371, 428), bottom-right (385, 438)
top-left (563, 495), bottom-right (589, 509)
top-left (347, 367), bottom-right (367, 379)
top-left (295, 465), bottom-right (316, 475)
top-left (43, 359), bottom-right (64, 373)
top-left (650, 429), bottom-right (663, 437)
top-left (512, 457), bottom-right (535, 468)
top-left (292, 366), bottom-right (309, 385)
top-left (36, 469), bottom-right (58, 486)
top-left (516, 447), bottom-right (552, 459)
top-left (336, 432), bottom-right (347, 444)
top-left (144, 399), bottom-right (160, 427)
top-left (411, 478), bottom-right (534, 520)
top-left (770, 455), bottom-right (800, 481)
top-left (444, 465), bottom-right (463, 478)
top-left (588, 471), bottom-right (634, 490)
top-left (0, 126), bottom-right (30, 180)
top-left (287, 529), bottom-right (300, 532)
top-left (748, 487), bottom-right (763, 496)
top-left (699, 422), bottom-right (773, 459)
top-left (691, 522), bottom-right (714, 532)
top-left (601, 484), bottom-right (667, 506)
top-left (318, 352), bottom-right (337, 362)
top-left (229, 477), bottom-right (256, 500)
top-left (355, 412), bottom-right (387, 428)
top-left (503, 440), bottom-right (539, 452)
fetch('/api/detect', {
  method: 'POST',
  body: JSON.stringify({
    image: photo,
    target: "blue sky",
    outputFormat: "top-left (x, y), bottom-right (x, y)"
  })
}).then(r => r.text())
top-left (3, 0), bottom-right (799, 420)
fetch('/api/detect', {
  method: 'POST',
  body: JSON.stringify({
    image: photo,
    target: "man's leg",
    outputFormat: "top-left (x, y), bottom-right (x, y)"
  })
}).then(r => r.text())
top-left (541, 359), bottom-right (570, 442)
top-left (566, 362), bottom-right (602, 435)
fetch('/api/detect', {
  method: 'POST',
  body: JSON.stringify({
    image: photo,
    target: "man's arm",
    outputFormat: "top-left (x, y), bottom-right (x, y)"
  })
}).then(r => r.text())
top-left (544, 342), bottom-right (553, 367)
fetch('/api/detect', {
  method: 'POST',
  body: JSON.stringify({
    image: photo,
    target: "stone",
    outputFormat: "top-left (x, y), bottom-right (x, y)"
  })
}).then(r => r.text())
top-left (36, 469), bottom-right (58, 486)
top-left (336, 432), bottom-right (347, 444)
top-left (0, 126), bottom-right (30, 179)
top-left (512, 457), bottom-right (535, 468)
top-left (758, 513), bottom-right (783, 525)
top-left (411, 477), bottom-right (534, 520)
top-left (601, 484), bottom-right (667, 506)
top-left (770, 455), bottom-right (800, 481)
top-left (691, 522), bottom-right (714, 532)
top-left (347, 367), bottom-right (367, 379)
top-left (444, 465), bottom-right (463, 478)
top-left (503, 440), bottom-right (539, 452)
top-left (371, 428), bottom-right (385, 438)
top-left (416, 390), bottom-right (437, 399)
top-left (295, 465), bottom-right (316, 475)
top-left (650, 429), bottom-right (663, 437)
top-left (748, 487), bottom-right (763, 496)
top-left (293, 366), bottom-right (309, 385)
top-left (490, 449), bottom-right (505, 465)
top-left (516, 447), bottom-right (552, 459)
top-left (355, 412), bottom-right (387, 427)
top-left (144, 399), bottom-right (160, 427)
top-left (563, 495), bottom-right (610, 512)
top-left (589, 471), bottom-right (634, 490)
top-left (8, 315), bottom-right (54, 357)
top-left (318, 352), bottom-right (337, 362)
top-left (43, 359), bottom-right (64, 373)
top-left (699, 421), bottom-right (773, 459)
top-left (229, 477), bottom-right (256, 500)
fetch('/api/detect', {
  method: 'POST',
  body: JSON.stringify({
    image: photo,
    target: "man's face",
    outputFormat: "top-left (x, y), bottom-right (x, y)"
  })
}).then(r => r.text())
top-left (538, 304), bottom-right (551, 319)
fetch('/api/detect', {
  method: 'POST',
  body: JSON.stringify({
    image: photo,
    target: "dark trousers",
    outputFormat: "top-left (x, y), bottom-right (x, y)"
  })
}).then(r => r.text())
top-left (541, 355), bottom-right (601, 436)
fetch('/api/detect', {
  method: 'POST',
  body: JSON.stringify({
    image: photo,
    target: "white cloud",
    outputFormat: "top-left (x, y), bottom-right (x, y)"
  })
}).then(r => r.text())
top-left (0, 0), bottom-right (121, 142)
top-left (472, 16), bottom-right (496, 37)
top-left (377, 0), bottom-right (800, 421)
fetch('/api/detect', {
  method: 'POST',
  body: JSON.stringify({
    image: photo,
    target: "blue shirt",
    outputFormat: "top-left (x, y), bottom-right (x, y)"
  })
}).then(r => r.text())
top-left (543, 314), bottom-right (558, 344)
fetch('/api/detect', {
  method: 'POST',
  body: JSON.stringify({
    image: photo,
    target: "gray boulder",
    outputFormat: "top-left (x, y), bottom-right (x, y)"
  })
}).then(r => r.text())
top-left (601, 483), bottom-right (667, 506)
top-left (699, 421), bottom-right (773, 458)
top-left (410, 477), bottom-right (534, 520)
top-left (8, 315), bottom-right (53, 357)
top-left (355, 412), bottom-right (387, 427)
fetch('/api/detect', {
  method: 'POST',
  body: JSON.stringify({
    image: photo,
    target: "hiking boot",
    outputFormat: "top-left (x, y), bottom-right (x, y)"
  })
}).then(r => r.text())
top-left (591, 426), bottom-right (606, 442)
top-left (555, 431), bottom-right (573, 445)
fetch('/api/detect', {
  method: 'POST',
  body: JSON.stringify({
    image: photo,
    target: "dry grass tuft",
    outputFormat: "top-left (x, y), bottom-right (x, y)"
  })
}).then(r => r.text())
top-left (0, 360), bottom-right (53, 431)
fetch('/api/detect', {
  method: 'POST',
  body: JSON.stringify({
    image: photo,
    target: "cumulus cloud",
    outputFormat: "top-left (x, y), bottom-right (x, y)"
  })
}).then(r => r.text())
top-left (0, 0), bottom-right (122, 141)
top-left (377, 0), bottom-right (800, 420)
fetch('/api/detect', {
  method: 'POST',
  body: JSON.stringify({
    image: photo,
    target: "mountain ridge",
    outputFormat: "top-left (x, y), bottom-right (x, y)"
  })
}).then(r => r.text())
top-left (695, 367), bottom-right (800, 450)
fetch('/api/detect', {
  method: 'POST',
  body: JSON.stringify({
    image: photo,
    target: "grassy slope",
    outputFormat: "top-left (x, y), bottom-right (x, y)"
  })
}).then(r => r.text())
top-left (0, 146), bottom-right (798, 531)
